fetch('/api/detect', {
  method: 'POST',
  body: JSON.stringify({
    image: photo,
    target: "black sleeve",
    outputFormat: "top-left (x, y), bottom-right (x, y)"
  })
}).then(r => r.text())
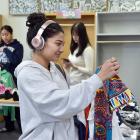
top-left (3, 43), bottom-right (24, 66)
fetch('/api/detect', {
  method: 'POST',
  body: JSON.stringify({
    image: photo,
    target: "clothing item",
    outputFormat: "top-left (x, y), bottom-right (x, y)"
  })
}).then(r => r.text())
top-left (105, 76), bottom-right (133, 112)
top-left (0, 51), bottom-right (10, 64)
top-left (94, 88), bottom-right (113, 140)
top-left (112, 112), bottom-right (125, 140)
top-left (0, 69), bottom-right (16, 120)
top-left (87, 67), bottom-right (133, 140)
top-left (74, 115), bottom-right (86, 140)
top-left (0, 39), bottom-right (23, 132)
top-left (14, 60), bottom-right (103, 140)
top-left (68, 46), bottom-right (94, 85)
top-left (118, 101), bottom-right (140, 129)
top-left (0, 39), bottom-right (23, 84)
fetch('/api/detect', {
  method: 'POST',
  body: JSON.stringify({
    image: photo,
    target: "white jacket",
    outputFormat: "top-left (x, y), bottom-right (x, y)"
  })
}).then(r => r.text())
top-left (14, 60), bottom-right (103, 140)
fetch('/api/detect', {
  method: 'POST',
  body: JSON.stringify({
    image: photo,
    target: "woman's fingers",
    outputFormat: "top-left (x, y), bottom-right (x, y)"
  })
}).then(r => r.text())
top-left (111, 57), bottom-right (117, 62)
top-left (111, 63), bottom-right (120, 71)
top-left (97, 57), bottom-right (120, 81)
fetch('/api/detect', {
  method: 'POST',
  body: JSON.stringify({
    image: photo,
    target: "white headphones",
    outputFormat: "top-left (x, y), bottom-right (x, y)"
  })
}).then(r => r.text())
top-left (31, 20), bottom-right (56, 50)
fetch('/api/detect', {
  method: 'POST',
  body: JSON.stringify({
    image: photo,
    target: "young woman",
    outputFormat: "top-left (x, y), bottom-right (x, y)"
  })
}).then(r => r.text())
top-left (0, 25), bottom-right (23, 132)
top-left (63, 22), bottom-right (94, 85)
top-left (14, 12), bottom-right (120, 140)
top-left (0, 25), bottom-right (23, 84)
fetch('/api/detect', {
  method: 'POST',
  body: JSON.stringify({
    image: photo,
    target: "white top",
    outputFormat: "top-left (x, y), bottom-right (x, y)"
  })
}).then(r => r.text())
top-left (68, 46), bottom-right (94, 85)
top-left (14, 60), bottom-right (102, 140)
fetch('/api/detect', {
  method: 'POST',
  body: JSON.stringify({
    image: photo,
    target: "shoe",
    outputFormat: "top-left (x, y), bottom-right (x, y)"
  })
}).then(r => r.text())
top-left (0, 127), bottom-right (15, 132)
top-left (0, 127), bottom-right (8, 132)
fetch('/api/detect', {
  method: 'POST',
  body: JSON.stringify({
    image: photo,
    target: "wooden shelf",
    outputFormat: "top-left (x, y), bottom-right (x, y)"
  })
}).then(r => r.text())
top-left (45, 12), bottom-right (95, 17)
top-left (97, 34), bottom-right (140, 36)
top-left (60, 23), bottom-right (95, 27)
top-left (97, 41), bottom-right (140, 43)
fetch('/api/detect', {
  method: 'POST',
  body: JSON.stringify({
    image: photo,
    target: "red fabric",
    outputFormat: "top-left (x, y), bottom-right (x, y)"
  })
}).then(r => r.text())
top-left (84, 104), bottom-right (91, 140)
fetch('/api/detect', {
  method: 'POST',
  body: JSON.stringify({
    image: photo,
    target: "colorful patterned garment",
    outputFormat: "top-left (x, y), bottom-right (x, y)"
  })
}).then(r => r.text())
top-left (106, 75), bottom-right (133, 112)
top-left (94, 88), bottom-right (112, 140)
top-left (89, 68), bottom-right (133, 140)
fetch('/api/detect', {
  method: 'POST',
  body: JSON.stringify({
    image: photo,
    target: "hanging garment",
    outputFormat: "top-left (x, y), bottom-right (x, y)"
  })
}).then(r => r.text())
top-left (118, 101), bottom-right (140, 130)
top-left (87, 67), bottom-right (133, 140)
top-left (0, 69), bottom-right (16, 121)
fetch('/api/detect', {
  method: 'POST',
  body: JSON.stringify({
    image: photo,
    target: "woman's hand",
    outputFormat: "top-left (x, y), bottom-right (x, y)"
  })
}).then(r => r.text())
top-left (62, 59), bottom-right (72, 69)
top-left (97, 57), bottom-right (120, 81)
top-left (0, 46), bottom-right (6, 52)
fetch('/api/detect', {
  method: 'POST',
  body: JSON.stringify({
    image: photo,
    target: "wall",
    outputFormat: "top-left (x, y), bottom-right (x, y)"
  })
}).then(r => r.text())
top-left (0, 0), bottom-right (31, 60)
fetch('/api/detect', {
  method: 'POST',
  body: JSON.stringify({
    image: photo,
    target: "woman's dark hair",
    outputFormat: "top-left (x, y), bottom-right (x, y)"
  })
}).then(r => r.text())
top-left (0, 25), bottom-right (13, 34)
top-left (70, 22), bottom-right (91, 57)
top-left (26, 12), bottom-right (64, 50)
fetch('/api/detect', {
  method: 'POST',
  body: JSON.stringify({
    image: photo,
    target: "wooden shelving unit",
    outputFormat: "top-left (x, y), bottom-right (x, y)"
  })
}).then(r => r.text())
top-left (97, 41), bottom-right (140, 43)
top-left (96, 12), bottom-right (140, 106)
top-left (45, 12), bottom-right (96, 65)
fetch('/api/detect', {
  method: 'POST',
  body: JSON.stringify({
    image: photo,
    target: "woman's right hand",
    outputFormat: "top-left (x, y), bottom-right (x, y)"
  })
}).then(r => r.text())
top-left (97, 57), bottom-right (120, 81)
top-left (62, 59), bottom-right (72, 69)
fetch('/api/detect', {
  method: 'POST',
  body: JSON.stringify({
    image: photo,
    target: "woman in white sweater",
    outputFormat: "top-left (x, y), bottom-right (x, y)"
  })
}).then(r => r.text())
top-left (63, 22), bottom-right (94, 86)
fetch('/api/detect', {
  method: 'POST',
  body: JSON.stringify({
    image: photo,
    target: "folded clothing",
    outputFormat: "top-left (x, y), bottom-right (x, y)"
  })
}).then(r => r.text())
top-left (0, 86), bottom-right (19, 101)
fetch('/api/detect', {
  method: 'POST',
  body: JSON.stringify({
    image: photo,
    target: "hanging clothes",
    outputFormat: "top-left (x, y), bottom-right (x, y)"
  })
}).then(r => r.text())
top-left (0, 69), bottom-right (16, 121)
top-left (87, 67), bottom-right (133, 140)
top-left (0, 39), bottom-right (24, 85)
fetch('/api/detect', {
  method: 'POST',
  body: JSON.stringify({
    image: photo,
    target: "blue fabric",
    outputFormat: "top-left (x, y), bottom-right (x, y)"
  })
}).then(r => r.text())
top-left (74, 115), bottom-right (86, 140)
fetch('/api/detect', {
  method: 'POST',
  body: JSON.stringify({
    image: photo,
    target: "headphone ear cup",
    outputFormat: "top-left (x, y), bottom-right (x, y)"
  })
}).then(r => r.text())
top-left (31, 36), bottom-right (45, 50)
top-left (39, 37), bottom-right (45, 50)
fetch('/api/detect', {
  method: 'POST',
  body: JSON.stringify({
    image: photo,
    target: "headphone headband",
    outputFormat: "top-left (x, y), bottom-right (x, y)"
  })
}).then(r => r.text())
top-left (36, 20), bottom-right (56, 38)
top-left (31, 20), bottom-right (56, 50)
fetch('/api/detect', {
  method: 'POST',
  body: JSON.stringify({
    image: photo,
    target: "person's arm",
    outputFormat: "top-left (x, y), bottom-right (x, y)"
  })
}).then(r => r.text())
top-left (73, 47), bottom-right (94, 75)
top-left (17, 67), bottom-right (103, 121)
